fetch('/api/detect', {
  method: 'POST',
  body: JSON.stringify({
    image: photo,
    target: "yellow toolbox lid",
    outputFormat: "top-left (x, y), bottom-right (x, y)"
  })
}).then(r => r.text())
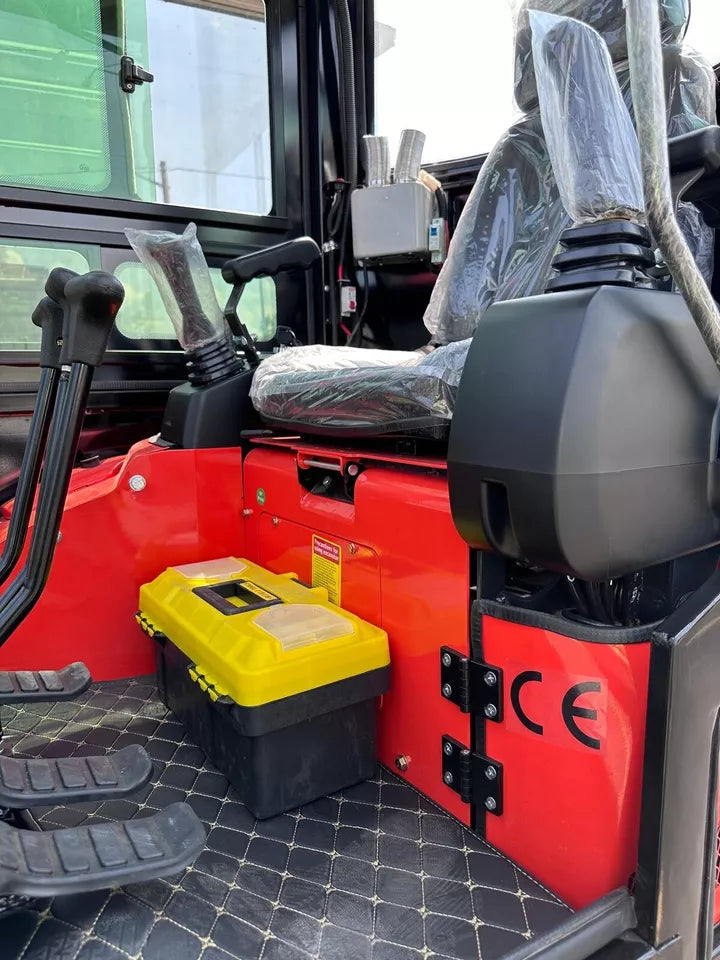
top-left (138, 558), bottom-right (389, 707)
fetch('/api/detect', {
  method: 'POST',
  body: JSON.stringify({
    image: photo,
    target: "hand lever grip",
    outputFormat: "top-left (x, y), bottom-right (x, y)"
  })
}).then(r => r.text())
top-left (45, 267), bottom-right (79, 314)
top-left (60, 271), bottom-right (125, 367)
top-left (31, 297), bottom-right (64, 370)
top-left (221, 237), bottom-right (321, 285)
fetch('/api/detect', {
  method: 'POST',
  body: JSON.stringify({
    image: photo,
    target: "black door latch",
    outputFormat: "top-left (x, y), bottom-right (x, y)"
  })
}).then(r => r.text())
top-left (120, 56), bottom-right (154, 94)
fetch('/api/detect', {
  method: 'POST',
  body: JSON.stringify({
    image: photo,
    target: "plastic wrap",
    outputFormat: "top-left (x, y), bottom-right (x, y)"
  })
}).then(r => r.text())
top-left (530, 11), bottom-right (644, 224)
top-left (423, 0), bottom-right (713, 342)
top-left (125, 223), bottom-right (226, 352)
top-left (251, 340), bottom-right (470, 433)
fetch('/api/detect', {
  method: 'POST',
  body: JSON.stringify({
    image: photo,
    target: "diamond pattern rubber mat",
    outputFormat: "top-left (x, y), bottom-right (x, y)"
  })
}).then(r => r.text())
top-left (0, 678), bottom-right (571, 960)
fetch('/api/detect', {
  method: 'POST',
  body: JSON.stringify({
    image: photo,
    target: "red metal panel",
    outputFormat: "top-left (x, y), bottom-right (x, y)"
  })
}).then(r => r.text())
top-left (482, 614), bottom-right (650, 908)
top-left (243, 447), bottom-right (472, 822)
top-left (0, 441), bottom-right (245, 680)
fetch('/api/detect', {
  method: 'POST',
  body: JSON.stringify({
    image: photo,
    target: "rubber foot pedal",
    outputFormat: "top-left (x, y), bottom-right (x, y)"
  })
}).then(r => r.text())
top-left (0, 663), bottom-right (92, 705)
top-left (0, 744), bottom-right (153, 807)
top-left (0, 803), bottom-right (206, 897)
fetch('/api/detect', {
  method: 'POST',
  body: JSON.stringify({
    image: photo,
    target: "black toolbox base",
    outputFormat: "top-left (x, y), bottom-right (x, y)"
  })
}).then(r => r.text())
top-left (0, 676), bottom-right (571, 960)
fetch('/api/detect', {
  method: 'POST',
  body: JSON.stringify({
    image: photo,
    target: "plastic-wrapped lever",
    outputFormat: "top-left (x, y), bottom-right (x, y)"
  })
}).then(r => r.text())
top-left (0, 270), bottom-right (124, 648)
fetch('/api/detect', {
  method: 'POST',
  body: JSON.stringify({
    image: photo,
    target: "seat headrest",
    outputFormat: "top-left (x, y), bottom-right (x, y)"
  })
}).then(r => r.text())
top-left (514, 0), bottom-right (690, 111)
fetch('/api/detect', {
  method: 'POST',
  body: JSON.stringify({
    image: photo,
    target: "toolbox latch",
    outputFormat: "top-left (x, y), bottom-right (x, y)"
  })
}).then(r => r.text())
top-left (440, 646), bottom-right (503, 721)
top-left (441, 735), bottom-right (503, 815)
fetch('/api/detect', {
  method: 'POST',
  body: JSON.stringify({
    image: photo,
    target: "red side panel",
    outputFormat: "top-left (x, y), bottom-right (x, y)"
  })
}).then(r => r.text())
top-left (482, 615), bottom-right (650, 908)
top-left (0, 441), bottom-right (245, 679)
top-left (243, 447), bottom-right (472, 822)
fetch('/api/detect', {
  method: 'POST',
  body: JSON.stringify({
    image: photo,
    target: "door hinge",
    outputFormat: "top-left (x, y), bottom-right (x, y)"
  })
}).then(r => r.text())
top-left (440, 646), bottom-right (503, 721)
top-left (442, 735), bottom-right (503, 814)
top-left (120, 56), bottom-right (154, 93)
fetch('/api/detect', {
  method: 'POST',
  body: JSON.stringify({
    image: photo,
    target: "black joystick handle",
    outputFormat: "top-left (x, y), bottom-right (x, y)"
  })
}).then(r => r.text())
top-left (31, 297), bottom-right (64, 370)
top-left (45, 267), bottom-right (78, 319)
top-left (60, 271), bottom-right (125, 367)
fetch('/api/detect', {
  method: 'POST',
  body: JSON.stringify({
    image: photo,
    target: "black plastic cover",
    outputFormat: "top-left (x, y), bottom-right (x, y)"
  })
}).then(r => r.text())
top-left (61, 272), bottom-right (125, 367)
top-left (448, 285), bottom-right (720, 580)
top-left (31, 298), bottom-right (64, 370)
top-left (222, 237), bottom-right (321, 285)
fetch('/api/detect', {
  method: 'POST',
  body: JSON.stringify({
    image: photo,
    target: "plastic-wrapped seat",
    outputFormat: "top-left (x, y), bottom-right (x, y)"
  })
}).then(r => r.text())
top-left (251, 0), bottom-right (716, 439)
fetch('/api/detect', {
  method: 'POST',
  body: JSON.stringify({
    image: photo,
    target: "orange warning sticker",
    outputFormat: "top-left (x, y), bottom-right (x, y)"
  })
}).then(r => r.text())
top-left (312, 535), bottom-right (341, 605)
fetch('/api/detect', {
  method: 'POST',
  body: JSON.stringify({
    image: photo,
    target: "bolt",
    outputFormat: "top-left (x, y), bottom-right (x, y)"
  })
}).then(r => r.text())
top-left (485, 797), bottom-right (497, 812)
top-left (56, 532), bottom-right (62, 544)
top-left (347, 464), bottom-right (359, 477)
top-left (485, 765), bottom-right (497, 781)
top-left (484, 704), bottom-right (498, 719)
top-left (129, 474), bottom-right (146, 493)
top-left (443, 741), bottom-right (453, 756)
top-left (348, 543), bottom-right (358, 555)
top-left (484, 671), bottom-right (497, 687)
top-left (242, 508), bottom-right (253, 517)
top-left (442, 683), bottom-right (453, 698)
top-left (443, 771), bottom-right (454, 785)
top-left (395, 755), bottom-right (409, 773)
top-left (272, 516), bottom-right (279, 526)
top-left (441, 652), bottom-right (452, 668)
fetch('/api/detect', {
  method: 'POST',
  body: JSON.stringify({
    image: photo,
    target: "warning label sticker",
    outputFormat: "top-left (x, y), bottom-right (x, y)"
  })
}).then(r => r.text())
top-left (311, 535), bottom-right (342, 605)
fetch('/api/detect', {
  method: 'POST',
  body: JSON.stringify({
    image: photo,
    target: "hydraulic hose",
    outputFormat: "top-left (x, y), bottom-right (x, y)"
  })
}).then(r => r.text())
top-left (625, 0), bottom-right (720, 364)
top-left (331, 0), bottom-right (358, 188)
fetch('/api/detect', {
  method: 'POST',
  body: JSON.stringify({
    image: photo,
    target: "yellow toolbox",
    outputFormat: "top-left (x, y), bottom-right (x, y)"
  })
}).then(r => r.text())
top-left (138, 557), bottom-right (390, 818)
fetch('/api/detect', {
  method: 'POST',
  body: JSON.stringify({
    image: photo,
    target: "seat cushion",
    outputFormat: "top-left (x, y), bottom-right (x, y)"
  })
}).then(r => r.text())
top-left (250, 342), bottom-right (470, 438)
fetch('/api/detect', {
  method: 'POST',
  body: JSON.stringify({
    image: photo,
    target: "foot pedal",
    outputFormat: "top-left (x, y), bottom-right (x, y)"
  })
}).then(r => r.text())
top-left (0, 663), bottom-right (92, 705)
top-left (0, 745), bottom-right (153, 807)
top-left (0, 802), bottom-right (206, 897)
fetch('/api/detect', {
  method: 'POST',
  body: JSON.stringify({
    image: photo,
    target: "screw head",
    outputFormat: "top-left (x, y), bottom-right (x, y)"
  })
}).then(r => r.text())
top-left (272, 516), bottom-right (279, 526)
top-left (129, 474), bottom-right (146, 492)
top-left (56, 532), bottom-right (63, 544)
top-left (443, 771), bottom-right (454, 785)
top-left (347, 464), bottom-right (359, 477)
top-left (242, 508), bottom-right (253, 517)
top-left (348, 543), bottom-right (358, 555)
top-left (443, 741), bottom-right (453, 756)
top-left (484, 703), bottom-right (498, 719)
top-left (395, 755), bottom-right (409, 773)
top-left (485, 796), bottom-right (497, 811)
top-left (484, 671), bottom-right (497, 686)
top-left (441, 652), bottom-right (452, 668)
top-left (485, 765), bottom-right (497, 780)
top-left (442, 683), bottom-right (453, 698)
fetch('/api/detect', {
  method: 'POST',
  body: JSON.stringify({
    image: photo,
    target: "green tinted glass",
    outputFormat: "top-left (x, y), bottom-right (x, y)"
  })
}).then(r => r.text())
top-left (115, 261), bottom-right (277, 343)
top-left (0, 1), bottom-right (109, 193)
top-left (0, 240), bottom-right (99, 348)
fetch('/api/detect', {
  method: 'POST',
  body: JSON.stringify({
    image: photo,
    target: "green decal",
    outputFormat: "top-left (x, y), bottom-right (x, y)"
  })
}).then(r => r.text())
top-left (256, 488), bottom-right (266, 506)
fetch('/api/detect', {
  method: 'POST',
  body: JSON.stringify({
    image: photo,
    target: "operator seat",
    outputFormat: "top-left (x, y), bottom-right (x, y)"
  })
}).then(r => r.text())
top-left (251, 0), bottom-right (716, 439)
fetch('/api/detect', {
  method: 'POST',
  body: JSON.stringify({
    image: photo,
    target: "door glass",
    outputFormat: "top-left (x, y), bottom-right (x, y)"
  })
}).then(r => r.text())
top-left (0, 1), bottom-right (110, 193)
top-left (0, 0), bottom-right (273, 215)
top-left (114, 261), bottom-right (277, 343)
top-left (0, 240), bottom-right (99, 349)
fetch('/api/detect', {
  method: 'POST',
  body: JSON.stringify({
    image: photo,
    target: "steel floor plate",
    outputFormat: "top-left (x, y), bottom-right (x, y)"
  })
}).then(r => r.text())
top-left (0, 677), bottom-right (571, 960)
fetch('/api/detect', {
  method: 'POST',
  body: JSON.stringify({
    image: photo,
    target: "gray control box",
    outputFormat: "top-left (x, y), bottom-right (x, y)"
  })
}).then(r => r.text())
top-left (351, 181), bottom-right (433, 260)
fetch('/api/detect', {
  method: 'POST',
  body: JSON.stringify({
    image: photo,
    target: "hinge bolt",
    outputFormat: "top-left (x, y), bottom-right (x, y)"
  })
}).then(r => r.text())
top-left (484, 671), bottom-right (497, 686)
top-left (485, 796), bottom-right (497, 811)
top-left (484, 703), bottom-right (498, 719)
top-left (443, 741), bottom-right (453, 756)
top-left (441, 652), bottom-right (452, 668)
top-left (442, 683), bottom-right (453, 698)
top-left (485, 765), bottom-right (497, 780)
top-left (443, 771), bottom-right (453, 785)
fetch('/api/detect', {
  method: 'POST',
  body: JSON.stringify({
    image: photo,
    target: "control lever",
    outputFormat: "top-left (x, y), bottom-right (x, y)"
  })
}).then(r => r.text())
top-left (0, 270), bottom-right (124, 647)
top-left (0, 296), bottom-right (65, 588)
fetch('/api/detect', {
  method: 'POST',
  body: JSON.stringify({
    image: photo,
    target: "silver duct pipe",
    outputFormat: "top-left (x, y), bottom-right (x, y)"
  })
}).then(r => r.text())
top-left (362, 135), bottom-right (390, 186)
top-left (625, 0), bottom-right (720, 364)
top-left (395, 129), bottom-right (425, 182)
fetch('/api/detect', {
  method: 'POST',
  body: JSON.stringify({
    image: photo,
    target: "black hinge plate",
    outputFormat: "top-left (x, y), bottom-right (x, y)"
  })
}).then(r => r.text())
top-left (442, 735), bottom-right (503, 815)
top-left (440, 646), bottom-right (503, 721)
top-left (120, 56), bottom-right (155, 93)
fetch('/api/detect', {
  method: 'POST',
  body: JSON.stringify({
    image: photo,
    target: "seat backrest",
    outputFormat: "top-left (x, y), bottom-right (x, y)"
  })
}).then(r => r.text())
top-left (424, 0), bottom-right (716, 345)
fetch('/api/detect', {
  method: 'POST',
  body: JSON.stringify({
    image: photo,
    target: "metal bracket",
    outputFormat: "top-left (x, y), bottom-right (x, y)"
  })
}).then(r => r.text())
top-left (440, 646), bottom-right (503, 721)
top-left (120, 56), bottom-right (154, 94)
top-left (442, 735), bottom-right (503, 815)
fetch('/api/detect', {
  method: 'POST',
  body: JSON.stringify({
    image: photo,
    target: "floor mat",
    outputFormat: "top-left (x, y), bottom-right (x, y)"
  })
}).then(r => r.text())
top-left (0, 677), bottom-right (571, 960)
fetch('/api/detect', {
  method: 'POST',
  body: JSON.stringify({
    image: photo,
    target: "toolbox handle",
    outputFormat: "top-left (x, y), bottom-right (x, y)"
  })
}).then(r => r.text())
top-left (298, 457), bottom-right (344, 473)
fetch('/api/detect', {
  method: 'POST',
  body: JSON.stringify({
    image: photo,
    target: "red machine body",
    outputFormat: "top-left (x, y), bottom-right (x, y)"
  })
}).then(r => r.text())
top-left (0, 435), bottom-right (651, 909)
